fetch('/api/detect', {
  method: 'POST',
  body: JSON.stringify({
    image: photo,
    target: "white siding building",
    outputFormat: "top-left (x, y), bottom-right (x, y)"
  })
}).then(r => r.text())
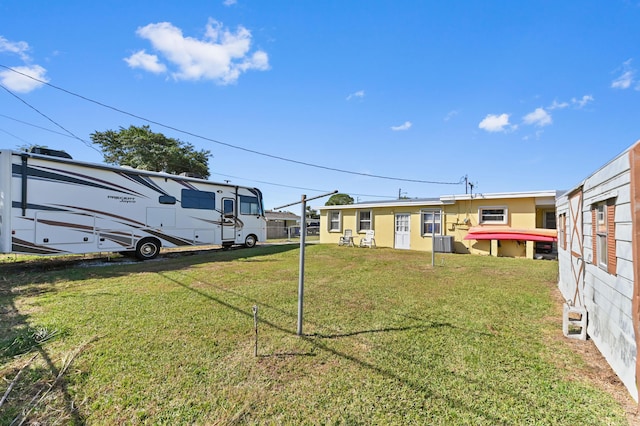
top-left (557, 140), bottom-right (640, 401)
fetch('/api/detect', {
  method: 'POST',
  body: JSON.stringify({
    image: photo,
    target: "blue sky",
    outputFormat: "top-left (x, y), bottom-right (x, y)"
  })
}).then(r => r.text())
top-left (1, 1), bottom-right (640, 210)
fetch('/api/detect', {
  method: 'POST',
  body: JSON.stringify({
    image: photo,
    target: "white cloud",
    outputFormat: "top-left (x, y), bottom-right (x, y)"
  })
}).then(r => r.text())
top-left (124, 50), bottom-right (167, 73)
top-left (611, 59), bottom-right (635, 89)
top-left (0, 36), bottom-right (31, 61)
top-left (391, 121), bottom-right (412, 131)
top-left (346, 90), bottom-right (365, 101)
top-left (223, 0), bottom-right (237, 5)
top-left (572, 94), bottom-right (594, 108)
top-left (444, 110), bottom-right (459, 121)
top-left (548, 100), bottom-right (569, 110)
top-left (0, 65), bottom-right (49, 93)
top-left (0, 36), bottom-right (49, 93)
top-left (478, 113), bottom-right (511, 132)
top-left (523, 107), bottom-right (552, 127)
top-left (125, 18), bottom-right (270, 85)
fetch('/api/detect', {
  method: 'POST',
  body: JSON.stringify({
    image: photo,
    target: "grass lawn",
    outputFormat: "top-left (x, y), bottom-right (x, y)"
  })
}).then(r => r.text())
top-left (0, 244), bottom-right (634, 424)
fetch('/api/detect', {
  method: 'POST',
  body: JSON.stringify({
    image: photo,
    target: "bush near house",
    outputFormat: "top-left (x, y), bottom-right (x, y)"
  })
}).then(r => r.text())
top-left (0, 245), bottom-right (633, 424)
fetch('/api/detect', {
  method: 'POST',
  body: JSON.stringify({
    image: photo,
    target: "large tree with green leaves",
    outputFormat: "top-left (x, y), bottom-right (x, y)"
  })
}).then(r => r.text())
top-left (90, 125), bottom-right (211, 178)
top-left (325, 193), bottom-right (354, 206)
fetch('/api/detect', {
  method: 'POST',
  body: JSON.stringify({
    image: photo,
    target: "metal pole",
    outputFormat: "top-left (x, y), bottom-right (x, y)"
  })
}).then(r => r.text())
top-left (432, 212), bottom-right (436, 267)
top-left (297, 195), bottom-right (307, 336)
top-left (273, 190), bottom-right (337, 337)
top-left (252, 305), bottom-right (258, 357)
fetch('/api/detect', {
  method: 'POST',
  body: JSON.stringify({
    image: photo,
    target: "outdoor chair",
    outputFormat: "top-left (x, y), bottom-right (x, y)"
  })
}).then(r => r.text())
top-left (359, 230), bottom-right (376, 248)
top-left (338, 229), bottom-right (355, 247)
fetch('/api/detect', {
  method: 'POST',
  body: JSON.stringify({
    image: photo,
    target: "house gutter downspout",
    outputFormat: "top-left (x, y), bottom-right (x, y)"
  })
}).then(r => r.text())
top-left (628, 140), bottom-right (640, 404)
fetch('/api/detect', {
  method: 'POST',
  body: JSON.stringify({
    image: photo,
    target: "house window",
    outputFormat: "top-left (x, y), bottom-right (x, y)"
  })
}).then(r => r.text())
top-left (357, 210), bottom-right (372, 232)
top-left (479, 207), bottom-right (508, 224)
top-left (421, 210), bottom-right (442, 235)
top-left (592, 200), bottom-right (616, 275)
top-left (558, 213), bottom-right (567, 250)
top-left (328, 211), bottom-right (341, 232)
top-left (595, 203), bottom-right (608, 268)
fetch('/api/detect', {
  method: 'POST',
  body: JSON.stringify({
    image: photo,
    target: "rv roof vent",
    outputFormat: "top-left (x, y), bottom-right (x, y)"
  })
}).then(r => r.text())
top-left (29, 147), bottom-right (72, 159)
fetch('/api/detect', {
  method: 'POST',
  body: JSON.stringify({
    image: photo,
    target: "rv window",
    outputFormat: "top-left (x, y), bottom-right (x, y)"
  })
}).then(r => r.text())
top-left (159, 195), bottom-right (176, 205)
top-left (240, 196), bottom-right (259, 215)
top-left (181, 189), bottom-right (215, 209)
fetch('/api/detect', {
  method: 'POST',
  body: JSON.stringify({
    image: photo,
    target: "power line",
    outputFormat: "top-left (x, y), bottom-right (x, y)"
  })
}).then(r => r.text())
top-left (0, 113), bottom-right (75, 138)
top-left (0, 127), bottom-right (32, 145)
top-left (0, 64), bottom-right (464, 186)
top-left (0, 82), bottom-right (101, 154)
top-left (210, 171), bottom-right (394, 198)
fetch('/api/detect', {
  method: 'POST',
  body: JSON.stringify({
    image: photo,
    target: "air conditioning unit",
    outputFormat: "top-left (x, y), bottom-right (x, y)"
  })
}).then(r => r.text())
top-left (433, 235), bottom-right (454, 253)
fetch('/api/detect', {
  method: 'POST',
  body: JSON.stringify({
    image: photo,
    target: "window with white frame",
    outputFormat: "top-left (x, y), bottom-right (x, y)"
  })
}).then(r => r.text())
top-left (357, 210), bottom-right (372, 232)
top-left (421, 209), bottom-right (442, 235)
top-left (479, 207), bottom-right (508, 224)
top-left (558, 213), bottom-right (567, 250)
top-left (328, 211), bottom-right (341, 232)
top-left (592, 199), bottom-right (617, 275)
top-left (595, 202), bottom-right (607, 268)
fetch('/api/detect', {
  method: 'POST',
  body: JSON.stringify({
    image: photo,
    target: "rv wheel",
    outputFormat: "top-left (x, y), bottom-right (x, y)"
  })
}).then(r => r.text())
top-left (135, 238), bottom-right (161, 260)
top-left (244, 234), bottom-right (257, 248)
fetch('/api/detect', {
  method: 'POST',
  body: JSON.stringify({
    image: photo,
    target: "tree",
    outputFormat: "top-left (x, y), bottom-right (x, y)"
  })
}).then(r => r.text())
top-left (325, 193), bottom-right (354, 206)
top-left (306, 206), bottom-right (319, 219)
top-left (90, 125), bottom-right (211, 178)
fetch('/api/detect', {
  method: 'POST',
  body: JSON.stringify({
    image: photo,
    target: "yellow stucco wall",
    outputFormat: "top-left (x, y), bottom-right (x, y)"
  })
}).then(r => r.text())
top-left (319, 195), bottom-right (551, 258)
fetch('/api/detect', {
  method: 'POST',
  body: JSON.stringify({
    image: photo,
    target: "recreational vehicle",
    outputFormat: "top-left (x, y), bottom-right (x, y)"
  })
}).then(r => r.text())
top-left (0, 149), bottom-right (266, 260)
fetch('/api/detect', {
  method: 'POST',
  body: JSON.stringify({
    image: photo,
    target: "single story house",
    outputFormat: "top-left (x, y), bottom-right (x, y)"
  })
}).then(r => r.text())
top-left (556, 140), bottom-right (640, 401)
top-left (265, 210), bottom-right (300, 239)
top-left (319, 190), bottom-right (559, 259)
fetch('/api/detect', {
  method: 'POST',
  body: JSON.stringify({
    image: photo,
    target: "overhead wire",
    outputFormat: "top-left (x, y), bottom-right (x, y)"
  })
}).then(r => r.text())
top-left (0, 113), bottom-right (75, 138)
top-left (0, 82), bottom-right (101, 154)
top-left (0, 112), bottom-right (395, 197)
top-left (0, 64), bottom-right (464, 186)
top-left (210, 171), bottom-right (394, 199)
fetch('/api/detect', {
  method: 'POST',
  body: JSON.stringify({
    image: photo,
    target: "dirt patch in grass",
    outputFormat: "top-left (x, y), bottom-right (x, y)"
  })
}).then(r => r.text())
top-left (546, 286), bottom-right (640, 425)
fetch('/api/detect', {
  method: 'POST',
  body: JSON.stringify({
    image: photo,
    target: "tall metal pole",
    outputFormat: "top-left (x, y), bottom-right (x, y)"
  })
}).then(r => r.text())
top-left (273, 190), bottom-right (337, 337)
top-left (297, 195), bottom-right (307, 336)
top-left (432, 212), bottom-right (436, 267)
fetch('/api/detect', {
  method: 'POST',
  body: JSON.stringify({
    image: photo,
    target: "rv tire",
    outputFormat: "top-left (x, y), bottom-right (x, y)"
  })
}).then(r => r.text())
top-left (244, 234), bottom-right (257, 248)
top-left (135, 238), bottom-right (161, 260)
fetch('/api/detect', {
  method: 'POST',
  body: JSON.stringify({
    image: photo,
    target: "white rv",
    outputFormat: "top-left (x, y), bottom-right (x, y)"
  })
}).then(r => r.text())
top-left (0, 149), bottom-right (266, 260)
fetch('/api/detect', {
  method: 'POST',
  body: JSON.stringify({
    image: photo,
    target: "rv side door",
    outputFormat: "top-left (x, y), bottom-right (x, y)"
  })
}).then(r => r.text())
top-left (222, 198), bottom-right (236, 241)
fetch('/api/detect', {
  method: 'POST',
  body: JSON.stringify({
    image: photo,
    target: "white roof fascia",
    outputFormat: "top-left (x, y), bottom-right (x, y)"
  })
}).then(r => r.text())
top-left (440, 190), bottom-right (558, 202)
top-left (318, 199), bottom-right (443, 210)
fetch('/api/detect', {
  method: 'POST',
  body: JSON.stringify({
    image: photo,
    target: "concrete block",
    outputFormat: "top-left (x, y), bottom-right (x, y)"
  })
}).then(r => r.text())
top-left (563, 304), bottom-right (588, 340)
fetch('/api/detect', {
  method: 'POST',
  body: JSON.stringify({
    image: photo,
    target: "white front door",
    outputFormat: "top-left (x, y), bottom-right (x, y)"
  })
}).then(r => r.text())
top-left (394, 213), bottom-right (411, 250)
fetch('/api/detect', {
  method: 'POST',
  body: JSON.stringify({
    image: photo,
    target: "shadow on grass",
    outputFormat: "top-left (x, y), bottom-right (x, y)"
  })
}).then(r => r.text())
top-left (161, 270), bottom-right (519, 424)
top-left (0, 244), bottom-right (298, 424)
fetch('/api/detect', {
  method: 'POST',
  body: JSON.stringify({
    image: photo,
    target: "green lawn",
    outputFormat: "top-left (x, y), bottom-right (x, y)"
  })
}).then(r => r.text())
top-left (0, 245), bottom-right (631, 424)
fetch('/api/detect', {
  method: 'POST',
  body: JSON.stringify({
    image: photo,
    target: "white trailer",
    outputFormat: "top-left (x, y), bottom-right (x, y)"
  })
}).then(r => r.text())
top-left (0, 149), bottom-right (267, 260)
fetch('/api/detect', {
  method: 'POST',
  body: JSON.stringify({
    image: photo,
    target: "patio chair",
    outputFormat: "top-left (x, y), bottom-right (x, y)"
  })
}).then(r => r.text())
top-left (359, 230), bottom-right (376, 248)
top-left (338, 229), bottom-right (354, 247)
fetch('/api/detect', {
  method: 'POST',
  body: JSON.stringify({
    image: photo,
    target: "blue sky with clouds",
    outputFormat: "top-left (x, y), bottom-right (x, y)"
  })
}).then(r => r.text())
top-left (1, 0), bottom-right (640, 209)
